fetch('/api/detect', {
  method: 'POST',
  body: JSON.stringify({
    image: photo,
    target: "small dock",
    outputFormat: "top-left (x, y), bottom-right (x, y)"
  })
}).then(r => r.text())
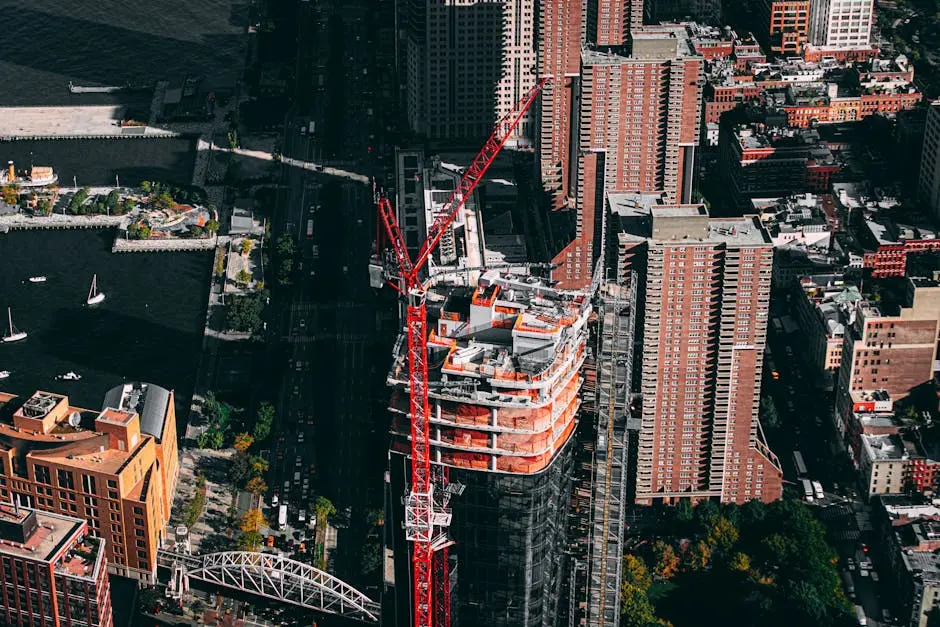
top-left (112, 236), bottom-right (218, 253)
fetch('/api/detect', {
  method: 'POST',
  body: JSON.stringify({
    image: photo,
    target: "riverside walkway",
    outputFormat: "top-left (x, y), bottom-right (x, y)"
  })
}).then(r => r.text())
top-left (0, 106), bottom-right (179, 140)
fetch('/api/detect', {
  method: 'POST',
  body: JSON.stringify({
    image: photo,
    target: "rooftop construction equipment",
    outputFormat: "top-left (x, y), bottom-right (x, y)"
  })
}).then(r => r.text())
top-left (371, 78), bottom-right (549, 627)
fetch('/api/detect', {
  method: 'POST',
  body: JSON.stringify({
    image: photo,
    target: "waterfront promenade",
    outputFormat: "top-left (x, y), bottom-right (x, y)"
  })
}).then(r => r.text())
top-left (0, 212), bottom-right (125, 231)
top-left (113, 235), bottom-right (218, 253)
top-left (0, 106), bottom-right (179, 140)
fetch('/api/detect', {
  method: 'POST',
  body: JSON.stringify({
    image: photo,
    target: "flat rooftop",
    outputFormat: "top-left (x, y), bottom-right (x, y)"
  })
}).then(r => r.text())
top-left (608, 193), bottom-right (770, 246)
top-left (0, 505), bottom-right (83, 564)
top-left (863, 433), bottom-right (907, 461)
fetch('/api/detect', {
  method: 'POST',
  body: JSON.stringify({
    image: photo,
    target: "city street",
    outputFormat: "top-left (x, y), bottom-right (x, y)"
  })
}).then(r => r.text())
top-left (262, 0), bottom-right (398, 598)
top-left (764, 297), bottom-right (896, 626)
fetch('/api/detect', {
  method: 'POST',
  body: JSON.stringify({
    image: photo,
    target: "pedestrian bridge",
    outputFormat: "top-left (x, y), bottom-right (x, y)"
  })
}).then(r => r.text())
top-left (158, 549), bottom-right (380, 623)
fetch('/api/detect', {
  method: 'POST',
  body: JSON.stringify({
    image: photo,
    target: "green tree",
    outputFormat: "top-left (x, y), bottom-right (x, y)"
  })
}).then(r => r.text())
top-left (106, 189), bottom-right (120, 213)
top-left (208, 429), bottom-right (224, 449)
top-left (226, 293), bottom-right (265, 333)
top-left (314, 496), bottom-right (336, 525)
top-left (152, 191), bottom-right (175, 210)
top-left (620, 582), bottom-right (656, 626)
top-left (36, 198), bottom-right (52, 215)
top-left (141, 180), bottom-right (152, 193)
top-left (120, 197), bottom-right (135, 214)
top-left (238, 530), bottom-right (262, 552)
top-left (676, 498), bottom-right (694, 525)
top-left (236, 269), bottom-right (252, 284)
top-left (250, 456), bottom-right (269, 475)
top-left (205, 219), bottom-right (221, 233)
top-left (254, 403), bottom-right (275, 441)
top-left (183, 490), bottom-right (206, 528)
top-left (214, 253), bottom-right (226, 278)
top-left (361, 541), bottom-right (382, 575)
top-left (228, 452), bottom-right (250, 485)
top-left (706, 517), bottom-right (740, 553)
top-left (650, 540), bottom-right (680, 580)
top-left (760, 395), bottom-right (780, 429)
top-left (622, 554), bottom-right (652, 592)
top-left (190, 225), bottom-right (205, 238)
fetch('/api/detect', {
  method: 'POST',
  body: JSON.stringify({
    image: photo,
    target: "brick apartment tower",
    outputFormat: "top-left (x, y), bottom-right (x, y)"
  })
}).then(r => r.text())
top-left (759, 0), bottom-right (810, 55)
top-left (608, 196), bottom-right (783, 504)
top-left (0, 506), bottom-right (113, 627)
top-left (550, 26), bottom-right (704, 290)
top-left (401, 0), bottom-right (537, 145)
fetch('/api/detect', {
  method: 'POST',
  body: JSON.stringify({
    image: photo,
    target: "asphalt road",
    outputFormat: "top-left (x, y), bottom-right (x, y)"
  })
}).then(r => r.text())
top-left (765, 298), bottom-right (897, 626)
top-left (265, 0), bottom-right (398, 596)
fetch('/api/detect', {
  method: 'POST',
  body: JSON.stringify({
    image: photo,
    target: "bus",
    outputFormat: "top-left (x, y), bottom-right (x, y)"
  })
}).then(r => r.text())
top-left (801, 478), bottom-right (814, 502)
top-left (792, 451), bottom-right (808, 476)
top-left (306, 219), bottom-right (314, 238)
top-left (277, 504), bottom-right (288, 530)
top-left (854, 605), bottom-right (867, 625)
top-left (812, 480), bottom-right (825, 500)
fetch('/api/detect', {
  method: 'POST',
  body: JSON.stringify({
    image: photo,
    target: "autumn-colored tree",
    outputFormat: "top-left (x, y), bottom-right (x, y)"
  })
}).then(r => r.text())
top-left (684, 540), bottom-right (712, 572)
top-left (706, 517), bottom-right (740, 553)
top-left (2, 185), bottom-right (18, 205)
top-left (240, 508), bottom-right (265, 533)
top-left (240, 238), bottom-right (253, 255)
top-left (650, 540), bottom-right (680, 580)
top-left (245, 476), bottom-right (268, 496)
top-left (622, 554), bottom-right (653, 593)
top-left (729, 552), bottom-right (752, 573)
top-left (233, 432), bottom-right (254, 452)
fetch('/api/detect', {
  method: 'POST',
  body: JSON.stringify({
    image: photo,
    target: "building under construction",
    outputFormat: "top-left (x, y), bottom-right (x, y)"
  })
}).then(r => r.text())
top-left (385, 269), bottom-right (591, 627)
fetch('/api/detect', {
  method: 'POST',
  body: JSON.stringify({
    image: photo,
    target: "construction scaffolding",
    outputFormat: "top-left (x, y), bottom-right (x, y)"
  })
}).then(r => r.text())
top-left (586, 275), bottom-right (636, 627)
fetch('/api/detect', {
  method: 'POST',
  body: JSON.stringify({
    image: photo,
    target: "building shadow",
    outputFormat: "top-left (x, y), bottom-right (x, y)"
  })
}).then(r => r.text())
top-left (0, 7), bottom-right (244, 87)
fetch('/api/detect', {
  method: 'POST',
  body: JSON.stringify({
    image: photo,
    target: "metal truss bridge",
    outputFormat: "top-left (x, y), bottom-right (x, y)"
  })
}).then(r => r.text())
top-left (158, 550), bottom-right (380, 623)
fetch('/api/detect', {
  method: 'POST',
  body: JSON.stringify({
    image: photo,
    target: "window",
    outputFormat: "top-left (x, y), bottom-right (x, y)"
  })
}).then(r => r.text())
top-left (56, 470), bottom-right (74, 490)
top-left (34, 465), bottom-right (51, 485)
top-left (81, 474), bottom-right (96, 495)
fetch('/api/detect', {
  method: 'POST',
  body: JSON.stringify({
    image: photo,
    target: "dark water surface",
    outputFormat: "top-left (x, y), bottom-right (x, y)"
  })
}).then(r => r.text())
top-left (0, 229), bottom-right (211, 416)
top-left (0, 0), bottom-right (247, 106)
top-left (1, 138), bottom-right (197, 187)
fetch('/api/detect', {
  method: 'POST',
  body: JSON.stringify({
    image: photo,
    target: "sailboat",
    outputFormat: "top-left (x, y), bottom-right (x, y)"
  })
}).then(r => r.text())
top-left (2, 308), bottom-right (27, 343)
top-left (86, 274), bottom-right (105, 305)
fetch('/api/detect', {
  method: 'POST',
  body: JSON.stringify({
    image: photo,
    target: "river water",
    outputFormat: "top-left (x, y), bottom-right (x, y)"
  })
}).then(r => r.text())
top-left (0, 228), bottom-right (212, 417)
top-left (0, 0), bottom-right (242, 413)
top-left (0, 0), bottom-right (247, 106)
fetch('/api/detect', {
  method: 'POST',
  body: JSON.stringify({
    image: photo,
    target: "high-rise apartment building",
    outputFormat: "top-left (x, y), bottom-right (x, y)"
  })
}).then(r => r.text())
top-left (608, 193), bottom-right (783, 504)
top-left (0, 384), bottom-right (178, 582)
top-left (401, 0), bottom-right (537, 145)
top-left (0, 505), bottom-right (113, 627)
top-left (538, 0), bottom-right (583, 208)
top-left (808, 0), bottom-right (875, 49)
top-left (834, 278), bottom-right (940, 436)
top-left (759, 0), bottom-right (810, 55)
top-left (386, 271), bottom-right (590, 627)
top-left (551, 26), bottom-right (704, 290)
top-left (587, 0), bottom-right (643, 46)
top-left (919, 101), bottom-right (940, 222)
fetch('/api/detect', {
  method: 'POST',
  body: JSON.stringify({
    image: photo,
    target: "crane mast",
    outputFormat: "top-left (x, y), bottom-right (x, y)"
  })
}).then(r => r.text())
top-left (374, 77), bottom-right (549, 627)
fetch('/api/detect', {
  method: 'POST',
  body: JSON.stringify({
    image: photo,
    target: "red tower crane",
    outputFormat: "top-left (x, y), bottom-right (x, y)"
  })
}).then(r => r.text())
top-left (372, 77), bottom-right (549, 627)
